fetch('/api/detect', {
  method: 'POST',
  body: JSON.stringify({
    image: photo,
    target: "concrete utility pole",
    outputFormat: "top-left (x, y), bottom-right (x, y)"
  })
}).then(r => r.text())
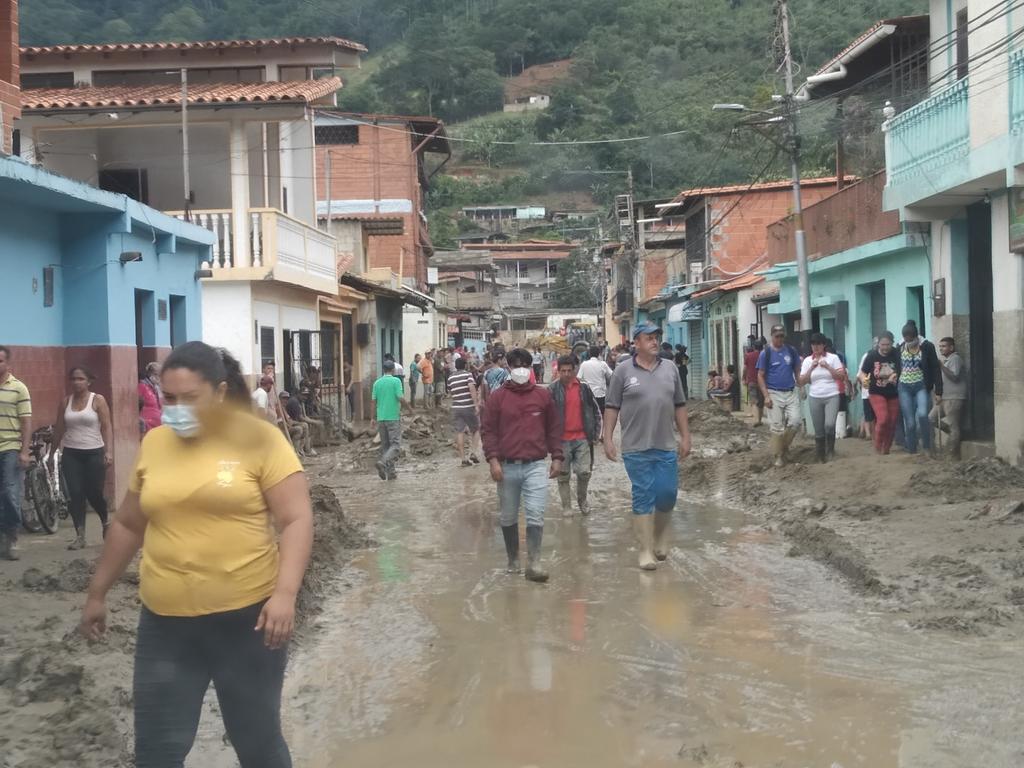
top-left (779, 0), bottom-right (813, 331)
top-left (181, 68), bottom-right (191, 220)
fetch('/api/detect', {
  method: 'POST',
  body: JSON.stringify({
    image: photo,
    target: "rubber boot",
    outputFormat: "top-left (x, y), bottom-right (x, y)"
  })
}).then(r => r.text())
top-left (653, 511), bottom-right (671, 561)
top-left (825, 433), bottom-right (836, 461)
top-left (770, 433), bottom-right (785, 468)
top-left (558, 479), bottom-right (572, 514)
top-left (0, 531), bottom-right (18, 561)
top-left (633, 515), bottom-right (657, 570)
top-left (576, 475), bottom-right (591, 516)
top-left (815, 437), bottom-right (827, 464)
top-left (501, 524), bottom-right (520, 573)
top-left (781, 427), bottom-right (798, 463)
top-left (524, 525), bottom-right (549, 583)
top-left (68, 528), bottom-right (86, 550)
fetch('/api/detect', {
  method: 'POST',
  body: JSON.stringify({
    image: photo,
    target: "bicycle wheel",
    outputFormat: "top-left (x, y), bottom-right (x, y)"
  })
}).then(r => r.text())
top-left (21, 480), bottom-right (42, 533)
top-left (27, 465), bottom-right (59, 534)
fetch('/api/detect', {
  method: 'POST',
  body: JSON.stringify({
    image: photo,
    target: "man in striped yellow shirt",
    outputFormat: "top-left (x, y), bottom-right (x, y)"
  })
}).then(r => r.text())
top-left (0, 346), bottom-right (32, 561)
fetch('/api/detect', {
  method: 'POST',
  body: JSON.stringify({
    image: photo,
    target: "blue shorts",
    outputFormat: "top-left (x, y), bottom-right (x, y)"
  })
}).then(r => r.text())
top-left (622, 449), bottom-right (679, 515)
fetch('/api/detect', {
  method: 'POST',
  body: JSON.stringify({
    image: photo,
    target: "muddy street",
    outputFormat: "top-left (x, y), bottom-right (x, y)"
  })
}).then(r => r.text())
top-left (209, 448), bottom-right (1024, 768)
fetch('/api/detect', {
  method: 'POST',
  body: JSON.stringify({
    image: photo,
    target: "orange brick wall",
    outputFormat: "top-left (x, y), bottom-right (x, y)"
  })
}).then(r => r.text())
top-left (315, 122), bottom-right (427, 286)
top-left (0, 0), bottom-right (20, 154)
top-left (708, 185), bottom-right (838, 276)
top-left (643, 254), bottom-right (669, 300)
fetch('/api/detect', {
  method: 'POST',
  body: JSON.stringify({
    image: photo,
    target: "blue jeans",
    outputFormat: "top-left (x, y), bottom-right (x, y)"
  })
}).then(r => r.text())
top-left (622, 449), bottom-right (679, 515)
top-left (0, 450), bottom-right (23, 533)
top-left (497, 459), bottom-right (548, 527)
top-left (134, 601), bottom-right (291, 768)
top-left (898, 382), bottom-right (932, 453)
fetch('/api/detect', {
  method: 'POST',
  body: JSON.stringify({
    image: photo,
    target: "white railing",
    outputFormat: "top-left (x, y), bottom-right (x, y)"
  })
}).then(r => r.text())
top-left (170, 208), bottom-right (337, 288)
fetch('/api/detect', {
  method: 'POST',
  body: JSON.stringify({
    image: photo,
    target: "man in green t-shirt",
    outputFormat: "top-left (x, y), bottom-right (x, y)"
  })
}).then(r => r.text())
top-left (371, 360), bottom-right (404, 480)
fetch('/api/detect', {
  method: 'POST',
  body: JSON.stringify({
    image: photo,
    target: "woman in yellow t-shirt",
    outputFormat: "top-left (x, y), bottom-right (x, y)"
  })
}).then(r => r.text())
top-left (80, 342), bottom-right (313, 768)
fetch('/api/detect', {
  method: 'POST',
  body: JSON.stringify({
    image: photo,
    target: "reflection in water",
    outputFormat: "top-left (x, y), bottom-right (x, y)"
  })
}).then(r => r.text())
top-left (255, 459), bottom-right (1024, 768)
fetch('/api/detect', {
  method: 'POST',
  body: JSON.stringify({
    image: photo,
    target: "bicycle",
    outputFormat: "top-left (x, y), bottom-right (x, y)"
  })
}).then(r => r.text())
top-left (21, 426), bottom-right (66, 535)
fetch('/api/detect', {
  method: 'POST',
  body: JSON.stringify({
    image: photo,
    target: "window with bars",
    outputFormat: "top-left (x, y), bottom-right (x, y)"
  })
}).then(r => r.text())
top-left (315, 125), bottom-right (360, 145)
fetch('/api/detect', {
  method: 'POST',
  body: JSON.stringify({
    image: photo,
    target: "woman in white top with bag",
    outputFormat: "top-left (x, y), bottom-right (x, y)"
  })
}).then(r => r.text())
top-left (798, 332), bottom-right (846, 463)
top-left (50, 366), bottom-right (113, 549)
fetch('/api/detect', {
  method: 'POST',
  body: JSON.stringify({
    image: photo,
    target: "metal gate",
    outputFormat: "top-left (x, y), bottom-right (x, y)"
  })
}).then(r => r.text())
top-left (285, 328), bottom-right (342, 441)
top-left (688, 322), bottom-right (705, 401)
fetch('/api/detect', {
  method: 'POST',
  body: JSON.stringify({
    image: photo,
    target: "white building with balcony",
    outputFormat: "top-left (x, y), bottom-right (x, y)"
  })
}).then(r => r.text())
top-left (15, 36), bottom-right (365, 389)
top-left (882, 2), bottom-right (1024, 462)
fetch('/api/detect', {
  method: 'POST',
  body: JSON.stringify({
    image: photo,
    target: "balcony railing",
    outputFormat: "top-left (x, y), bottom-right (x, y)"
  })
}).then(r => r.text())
top-left (170, 208), bottom-right (338, 292)
top-left (1011, 49), bottom-right (1024, 134)
top-left (886, 78), bottom-right (969, 185)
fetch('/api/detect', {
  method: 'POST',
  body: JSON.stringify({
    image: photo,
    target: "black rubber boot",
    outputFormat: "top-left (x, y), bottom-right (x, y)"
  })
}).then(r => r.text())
top-left (815, 437), bottom-right (827, 464)
top-left (501, 524), bottom-right (520, 573)
top-left (825, 434), bottom-right (836, 461)
top-left (525, 525), bottom-right (549, 583)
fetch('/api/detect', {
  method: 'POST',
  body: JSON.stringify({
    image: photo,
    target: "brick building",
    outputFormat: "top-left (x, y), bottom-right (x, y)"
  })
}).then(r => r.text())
top-left (0, 0), bottom-right (18, 153)
top-left (314, 111), bottom-right (450, 290)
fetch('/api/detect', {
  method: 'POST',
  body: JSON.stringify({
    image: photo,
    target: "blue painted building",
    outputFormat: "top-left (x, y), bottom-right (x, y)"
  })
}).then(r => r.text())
top-left (0, 156), bottom-right (214, 497)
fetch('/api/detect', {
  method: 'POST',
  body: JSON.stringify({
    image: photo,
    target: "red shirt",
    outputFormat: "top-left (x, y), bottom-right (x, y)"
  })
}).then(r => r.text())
top-left (561, 378), bottom-right (586, 441)
top-left (743, 349), bottom-right (760, 385)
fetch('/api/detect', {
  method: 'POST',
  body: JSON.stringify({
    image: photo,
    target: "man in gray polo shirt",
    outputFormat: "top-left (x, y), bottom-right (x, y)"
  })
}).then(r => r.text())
top-left (603, 323), bottom-right (691, 570)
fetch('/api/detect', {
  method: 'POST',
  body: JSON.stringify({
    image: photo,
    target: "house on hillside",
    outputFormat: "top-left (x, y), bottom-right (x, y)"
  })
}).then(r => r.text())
top-left (461, 204), bottom-right (547, 234)
top-left (463, 240), bottom-right (574, 312)
top-left (502, 59), bottom-right (571, 112)
top-left (880, 0), bottom-right (1024, 462)
top-left (15, 36), bottom-right (366, 409)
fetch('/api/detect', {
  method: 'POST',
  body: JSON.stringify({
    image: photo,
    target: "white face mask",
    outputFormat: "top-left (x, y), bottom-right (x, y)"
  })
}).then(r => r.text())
top-left (509, 367), bottom-right (531, 385)
top-left (161, 404), bottom-right (201, 438)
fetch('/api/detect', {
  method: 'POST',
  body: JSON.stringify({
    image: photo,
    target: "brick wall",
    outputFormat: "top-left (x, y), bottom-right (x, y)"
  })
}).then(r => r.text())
top-left (315, 122), bottom-right (428, 286)
top-left (765, 172), bottom-right (900, 267)
top-left (643, 253), bottom-right (669, 300)
top-left (708, 184), bottom-right (840, 276)
top-left (0, 0), bottom-right (20, 155)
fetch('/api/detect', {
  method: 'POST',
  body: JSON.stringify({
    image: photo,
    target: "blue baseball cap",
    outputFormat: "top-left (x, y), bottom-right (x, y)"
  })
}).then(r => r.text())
top-left (632, 322), bottom-right (661, 339)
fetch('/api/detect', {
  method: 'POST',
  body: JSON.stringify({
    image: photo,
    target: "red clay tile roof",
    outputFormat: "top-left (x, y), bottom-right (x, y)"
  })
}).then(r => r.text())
top-left (21, 36), bottom-right (367, 56)
top-left (664, 176), bottom-right (856, 207)
top-left (22, 78), bottom-right (342, 111)
top-left (692, 272), bottom-right (764, 298)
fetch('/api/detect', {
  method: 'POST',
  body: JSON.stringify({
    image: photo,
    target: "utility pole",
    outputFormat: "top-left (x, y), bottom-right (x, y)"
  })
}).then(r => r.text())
top-left (181, 68), bottom-right (191, 221)
top-left (779, 0), bottom-right (812, 331)
top-left (324, 150), bottom-right (332, 233)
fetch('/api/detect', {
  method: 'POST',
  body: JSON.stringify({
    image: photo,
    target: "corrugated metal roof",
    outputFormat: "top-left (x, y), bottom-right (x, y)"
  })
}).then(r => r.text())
top-left (808, 17), bottom-right (927, 79)
top-left (22, 79), bottom-right (341, 110)
top-left (662, 176), bottom-right (856, 209)
top-left (692, 273), bottom-right (764, 299)
top-left (21, 36), bottom-right (367, 56)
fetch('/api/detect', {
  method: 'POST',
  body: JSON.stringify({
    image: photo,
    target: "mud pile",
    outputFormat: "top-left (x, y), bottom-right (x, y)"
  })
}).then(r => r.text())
top-left (910, 456), bottom-right (1024, 502)
top-left (21, 557), bottom-right (95, 593)
top-left (296, 483), bottom-right (373, 627)
top-left (339, 407), bottom-right (455, 467)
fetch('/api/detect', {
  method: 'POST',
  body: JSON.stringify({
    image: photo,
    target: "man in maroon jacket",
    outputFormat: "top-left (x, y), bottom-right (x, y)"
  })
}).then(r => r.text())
top-left (481, 348), bottom-right (564, 583)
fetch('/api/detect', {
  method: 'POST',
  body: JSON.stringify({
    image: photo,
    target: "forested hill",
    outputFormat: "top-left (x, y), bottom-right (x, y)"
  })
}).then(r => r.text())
top-left (22, 0), bottom-right (924, 202)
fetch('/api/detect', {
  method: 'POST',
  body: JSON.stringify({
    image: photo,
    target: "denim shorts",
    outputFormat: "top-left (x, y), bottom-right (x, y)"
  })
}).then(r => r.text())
top-left (622, 449), bottom-right (679, 515)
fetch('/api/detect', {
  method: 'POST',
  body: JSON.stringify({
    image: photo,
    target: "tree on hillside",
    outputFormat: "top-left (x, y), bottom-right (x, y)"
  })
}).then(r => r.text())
top-left (550, 246), bottom-right (602, 309)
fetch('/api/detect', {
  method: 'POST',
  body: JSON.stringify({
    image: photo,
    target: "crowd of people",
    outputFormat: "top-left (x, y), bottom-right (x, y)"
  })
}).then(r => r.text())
top-left (744, 321), bottom-right (967, 465)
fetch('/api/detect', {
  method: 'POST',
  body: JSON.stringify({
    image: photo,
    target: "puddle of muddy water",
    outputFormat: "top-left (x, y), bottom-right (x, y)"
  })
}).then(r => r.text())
top-left (198, 455), bottom-right (1024, 768)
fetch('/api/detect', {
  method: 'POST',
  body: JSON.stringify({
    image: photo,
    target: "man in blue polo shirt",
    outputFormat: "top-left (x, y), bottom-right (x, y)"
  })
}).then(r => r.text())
top-left (603, 323), bottom-right (691, 571)
top-left (756, 324), bottom-right (802, 467)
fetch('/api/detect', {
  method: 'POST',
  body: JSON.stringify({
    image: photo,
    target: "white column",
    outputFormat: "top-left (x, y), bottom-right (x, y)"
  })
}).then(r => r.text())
top-left (229, 120), bottom-right (251, 268)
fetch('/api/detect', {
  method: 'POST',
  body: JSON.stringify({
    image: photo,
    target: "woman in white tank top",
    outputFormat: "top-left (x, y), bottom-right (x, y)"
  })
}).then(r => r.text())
top-left (51, 366), bottom-right (113, 550)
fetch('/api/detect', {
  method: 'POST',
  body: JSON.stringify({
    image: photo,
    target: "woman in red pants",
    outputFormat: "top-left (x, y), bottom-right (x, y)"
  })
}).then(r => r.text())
top-left (860, 331), bottom-right (901, 454)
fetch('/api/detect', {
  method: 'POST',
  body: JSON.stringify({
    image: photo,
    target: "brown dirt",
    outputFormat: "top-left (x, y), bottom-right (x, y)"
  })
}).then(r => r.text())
top-left (0, 483), bottom-right (367, 767)
top-left (683, 403), bottom-right (1024, 637)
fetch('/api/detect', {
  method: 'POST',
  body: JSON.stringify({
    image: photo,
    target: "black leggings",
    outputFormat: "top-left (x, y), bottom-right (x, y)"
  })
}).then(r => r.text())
top-left (61, 447), bottom-right (108, 531)
top-left (134, 601), bottom-right (291, 768)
